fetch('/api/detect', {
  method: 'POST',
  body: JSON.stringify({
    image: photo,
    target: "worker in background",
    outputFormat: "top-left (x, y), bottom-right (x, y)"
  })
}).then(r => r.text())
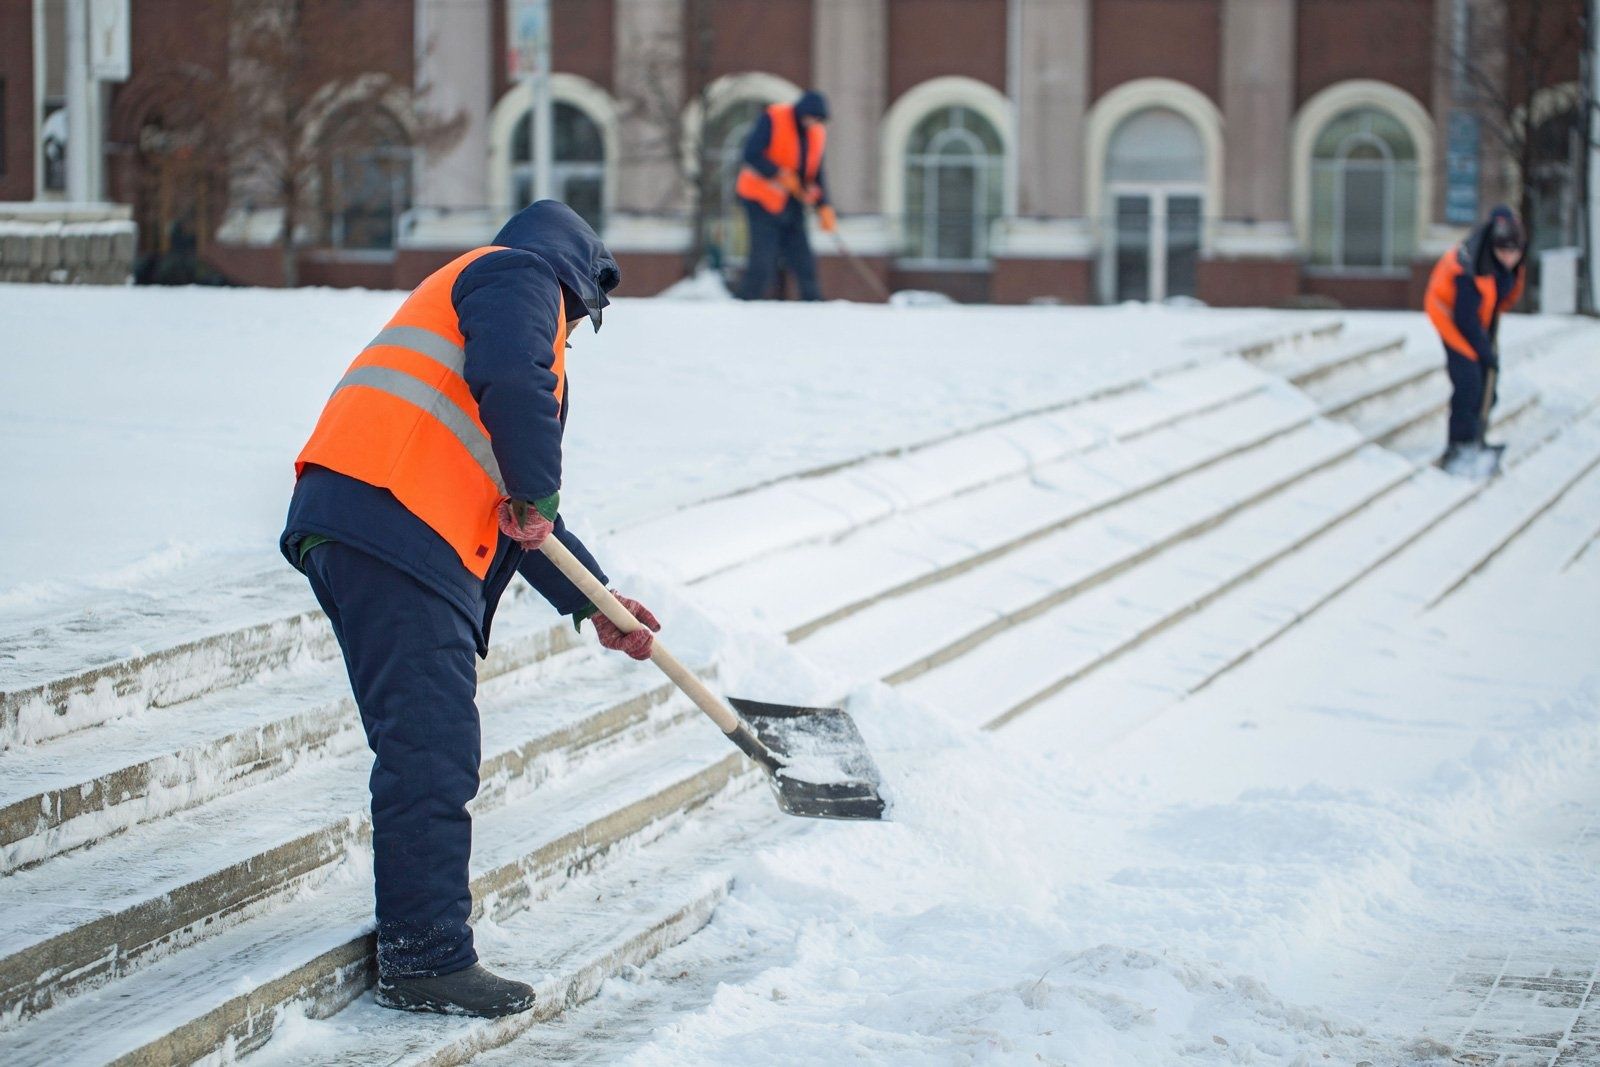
top-left (1423, 204), bottom-right (1527, 476)
top-left (735, 90), bottom-right (836, 301)
top-left (280, 201), bottom-right (659, 1019)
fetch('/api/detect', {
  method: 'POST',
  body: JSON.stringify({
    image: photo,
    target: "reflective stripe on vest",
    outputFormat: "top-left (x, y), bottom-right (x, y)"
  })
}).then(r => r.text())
top-left (735, 103), bottom-right (826, 215)
top-left (295, 246), bottom-right (569, 578)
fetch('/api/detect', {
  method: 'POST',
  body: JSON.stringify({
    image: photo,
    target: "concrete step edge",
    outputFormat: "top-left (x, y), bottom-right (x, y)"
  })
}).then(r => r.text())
top-left (0, 669), bottom-right (708, 1023)
top-left (981, 450), bottom-right (1417, 731)
top-left (0, 618), bottom-right (583, 871)
top-left (8, 755), bottom-right (753, 1066)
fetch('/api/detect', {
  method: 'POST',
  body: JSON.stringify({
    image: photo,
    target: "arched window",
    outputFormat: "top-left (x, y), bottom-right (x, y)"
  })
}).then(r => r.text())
top-left (1310, 108), bottom-right (1417, 270)
top-left (904, 106), bottom-right (1004, 264)
top-left (320, 107), bottom-right (412, 251)
top-left (704, 98), bottom-right (768, 265)
top-left (1104, 107), bottom-right (1205, 301)
top-left (511, 101), bottom-right (606, 232)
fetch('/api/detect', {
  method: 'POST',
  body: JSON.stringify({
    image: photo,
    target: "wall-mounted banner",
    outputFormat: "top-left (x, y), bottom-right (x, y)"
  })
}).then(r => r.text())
top-left (89, 0), bottom-right (131, 82)
top-left (507, 0), bottom-right (549, 80)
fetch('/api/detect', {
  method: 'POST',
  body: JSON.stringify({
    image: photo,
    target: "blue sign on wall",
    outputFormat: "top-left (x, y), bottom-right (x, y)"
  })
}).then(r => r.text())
top-left (1446, 111), bottom-right (1481, 225)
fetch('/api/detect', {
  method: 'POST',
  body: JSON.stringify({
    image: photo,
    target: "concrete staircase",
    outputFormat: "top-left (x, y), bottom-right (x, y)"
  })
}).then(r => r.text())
top-left (2, 314), bottom-right (1596, 1066)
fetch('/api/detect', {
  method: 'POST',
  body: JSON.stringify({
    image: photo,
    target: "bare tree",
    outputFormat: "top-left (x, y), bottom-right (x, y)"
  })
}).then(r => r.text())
top-left (1448, 0), bottom-right (1585, 248)
top-left (619, 0), bottom-right (747, 276)
top-left (221, 0), bottom-right (464, 285)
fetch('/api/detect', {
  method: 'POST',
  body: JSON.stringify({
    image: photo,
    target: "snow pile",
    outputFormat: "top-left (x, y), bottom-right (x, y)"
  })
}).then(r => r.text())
top-left (656, 268), bottom-right (737, 301)
top-left (504, 495), bottom-right (1600, 1064)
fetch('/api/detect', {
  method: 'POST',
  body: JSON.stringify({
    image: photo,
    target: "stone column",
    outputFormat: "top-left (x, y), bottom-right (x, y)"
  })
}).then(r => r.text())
top-left (1014, 0), bottom-right (1090, 219)
top-left (413, 0), bottom-right (492, 215)
top-left (810, 0), bottom-right (886, 215)
top-left (1219, 0), bottom-right (1294, 228)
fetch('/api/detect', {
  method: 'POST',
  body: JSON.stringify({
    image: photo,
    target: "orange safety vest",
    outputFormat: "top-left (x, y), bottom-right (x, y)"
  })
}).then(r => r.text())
top-left (735, 103), bottom-right (826, 215)
top-left (295, 246), bottom-right (567, 578)
top-left (1424, 244), bottom-right (1525, 361)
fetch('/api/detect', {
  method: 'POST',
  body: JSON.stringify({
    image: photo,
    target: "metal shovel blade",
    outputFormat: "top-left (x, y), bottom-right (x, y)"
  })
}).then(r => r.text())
top-left (728, 697), bottom-right (887, 821)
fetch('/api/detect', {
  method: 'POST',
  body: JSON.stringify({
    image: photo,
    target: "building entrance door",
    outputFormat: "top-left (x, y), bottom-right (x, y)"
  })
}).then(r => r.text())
top-left (1111, 188), bottom-right (1202, 303)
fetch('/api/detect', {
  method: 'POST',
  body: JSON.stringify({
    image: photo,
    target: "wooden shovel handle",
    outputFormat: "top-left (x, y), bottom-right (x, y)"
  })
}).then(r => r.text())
top-left (537, 536), bottom-right (743, 735)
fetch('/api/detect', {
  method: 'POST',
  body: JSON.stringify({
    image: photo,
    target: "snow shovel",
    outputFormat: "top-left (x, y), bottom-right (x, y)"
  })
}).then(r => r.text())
top-left (537, 538), bottom-right (887, 821)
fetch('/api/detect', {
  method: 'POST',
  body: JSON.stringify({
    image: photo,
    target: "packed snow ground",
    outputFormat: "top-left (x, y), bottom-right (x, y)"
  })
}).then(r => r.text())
top-left (0, 285), bottom-right (1275, 608)
top-left (3, 284), bottom-right (1598, 1065)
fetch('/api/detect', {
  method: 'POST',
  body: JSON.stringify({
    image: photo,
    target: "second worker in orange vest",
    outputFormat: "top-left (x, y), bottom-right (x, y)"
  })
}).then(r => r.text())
top-left (279, 201), bottom-right (652, 1019)
top-left (1422, 204), bottom-right (1526, 474)
top-left (735, 90), bottom-right (834, 301)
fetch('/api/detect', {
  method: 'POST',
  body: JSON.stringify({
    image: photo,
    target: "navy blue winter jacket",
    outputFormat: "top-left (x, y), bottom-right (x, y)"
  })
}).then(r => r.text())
top-left (281, 201), bottom-right (621, 652)
top-left (1450, 204), bottom-right (1524, 366)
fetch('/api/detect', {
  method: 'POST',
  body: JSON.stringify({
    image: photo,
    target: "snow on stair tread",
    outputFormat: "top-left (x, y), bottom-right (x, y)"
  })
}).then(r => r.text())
top-left (1409, 413), bottom-right (1600, 609)
top-left (240, 795), bottom-right (793, 1067)
top-left (1256, 331), bottom-right (1403, 383)
top-left (607, 358), bottom-right (1266, 582)
top-left (1487, 455), bottom-right (1600, 579)
top-left (0, 650), bottom-right (698, 962)
top-left (0, 604), bottom-right (570, 807)
top-left (899, 447), bottom-right (1411, 727)
top-left (1019, 468), bottom-right (1479, 751)
top-left (1315, 352), bottom-right (1441, 412)
top-left (0, 558), bottom-right (313, 695)
top-left (795, 418), bottom-right (1362, 683)
top-left (0, 612), bottom-right (581, 873)
top-left (697, 388), bottom-right (1316, 634)
top-left (0, 723), bottom-right (743, 1061)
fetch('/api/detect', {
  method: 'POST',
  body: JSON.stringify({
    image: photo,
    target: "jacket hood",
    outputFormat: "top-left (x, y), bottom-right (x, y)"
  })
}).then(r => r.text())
top-left (794, 90), bottom-right (830, 122)
top-left (1463, 204), bottom-right (1524, 276)
top-left (491, 200), bottom-right (621, 330)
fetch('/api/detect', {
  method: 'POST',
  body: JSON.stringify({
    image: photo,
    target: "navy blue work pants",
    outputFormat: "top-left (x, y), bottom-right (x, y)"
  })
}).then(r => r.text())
top-left (737, 198), bottom-right (821, 301)
top-left (303, 542), bottom-right (481, 978)
top-left (1445, 346), bottom-right (1496, 444)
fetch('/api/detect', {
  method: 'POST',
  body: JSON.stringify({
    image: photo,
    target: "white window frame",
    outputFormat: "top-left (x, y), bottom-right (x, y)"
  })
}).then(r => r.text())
top-left (903, 118), bottom-right (1002, 268)
top-left (488, 74), bottom-right (619, 228)
top-left (881, 76), bottom-right (1014, 267)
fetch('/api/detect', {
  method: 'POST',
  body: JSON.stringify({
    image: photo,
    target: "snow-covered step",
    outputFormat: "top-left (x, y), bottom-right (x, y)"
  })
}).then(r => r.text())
top-left (241, 793), bottom-right (792, 1067)
top-left (0, 651), bottom-right (704, 1023)
top-left (1029, 406), bottom-right (1600, 750)
top-left (607, 356), bottom-right (1273, 585)
top-left (1415, 413), bottom-right (1600, 610)
top-left (1254, 330), bottom-right (1405, 388)
top-left (0, 723), bottom-right (749, 1063)
top-left (1314, 351), bottom-right (1441, 421)
top-left (0, 575), bottom-right (573, 751)
top-left (900, 445), bottom-right (1414, 732)
top-left (0, 607), bottom-right (579, 874)
top-left (796, 417), bottom-right (1366, 688)
top-left (1021, 465), bottom-right (1480, 750)
top-left (699, 385), bottom-right (1319, 640)
top-left (1199, 315), bottom-right (1344, 362)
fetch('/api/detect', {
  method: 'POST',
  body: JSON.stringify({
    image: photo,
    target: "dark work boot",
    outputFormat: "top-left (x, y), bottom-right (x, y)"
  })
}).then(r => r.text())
top-left (375, 963), bottom-right (536, 1018)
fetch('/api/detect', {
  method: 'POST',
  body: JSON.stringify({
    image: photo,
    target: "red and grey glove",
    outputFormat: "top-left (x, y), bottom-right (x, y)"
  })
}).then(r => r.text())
top-left (577, 592), bottom-right (660, 661)
top-left (497, 493), bottom-right (559, 550)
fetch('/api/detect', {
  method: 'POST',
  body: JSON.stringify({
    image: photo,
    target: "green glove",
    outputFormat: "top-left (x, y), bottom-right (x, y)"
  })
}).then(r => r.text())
top-left (510, 492), bottom-right (560, 526)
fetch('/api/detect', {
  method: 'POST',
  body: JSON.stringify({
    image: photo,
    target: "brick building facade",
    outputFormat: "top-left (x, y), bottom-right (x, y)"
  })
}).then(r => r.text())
top-left (0, 0), bottom-right (1584, 305)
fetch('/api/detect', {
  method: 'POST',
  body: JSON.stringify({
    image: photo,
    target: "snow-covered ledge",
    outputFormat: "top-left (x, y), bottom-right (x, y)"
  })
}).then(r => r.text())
top-left (0, 202), bottom-right (136, 284)
top-left (989, 217), bottom-right (1096, 259)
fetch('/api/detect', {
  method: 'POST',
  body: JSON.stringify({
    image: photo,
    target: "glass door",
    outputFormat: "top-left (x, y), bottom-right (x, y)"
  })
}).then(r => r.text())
top-left (1108, 187), bottom-right (1204, 302)
top-left (1114, 193), bottom-right (1152, 302)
